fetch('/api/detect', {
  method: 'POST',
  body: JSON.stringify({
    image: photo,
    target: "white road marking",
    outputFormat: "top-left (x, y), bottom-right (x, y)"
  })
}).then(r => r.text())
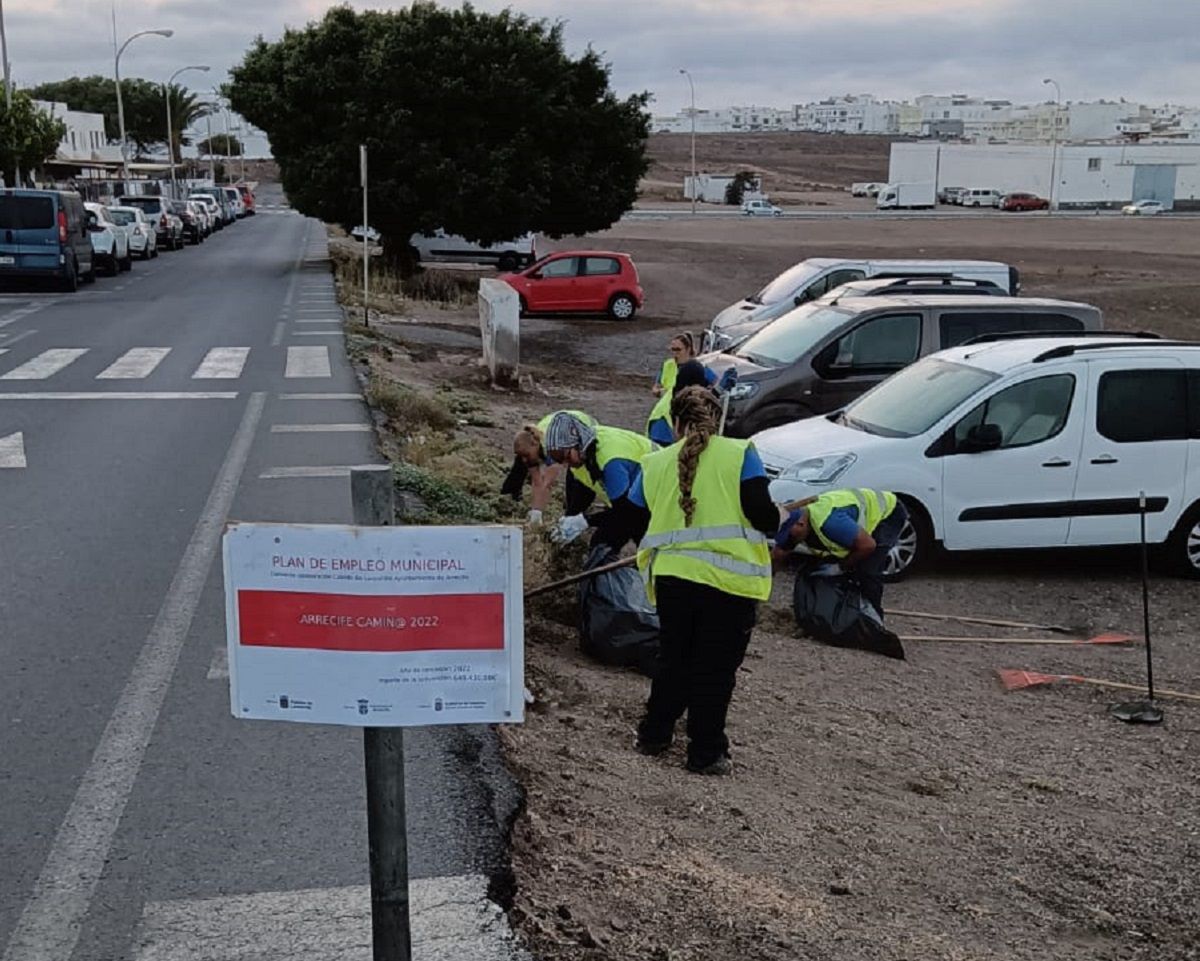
top-left (270, 322), bottom-right (284, 347)
top-left (293, 331), bottom-right (342, 337)
top-left (0, 348), bottom-right (7, 357)
top-left (270, 423), bottom-right (370, 433)
top-left (284, 346), bottom-right (331, 378)
top-left (0, 392), bottom-right (237, 401)
top-left (205, 646), bottom-right (228, 680)
top-left (295, 319), bottom-right (341, 325)
top-left (192, 348), bottom-right (250, 379)
top-left (0, 348), bottom-right (88, 380)
top-left (0, 329), bottom-right (38, 348)
top-left (0, 393), bottom-right (267, 961)
top-left (277, 392), bottom-right (360, 400)
top-left (259, 464), bottom-right (376, 479)
top-left (0, 431), bottom-right (25, 469)
top-left (130, 876), bottom-right (528, 961)
top-left (96, 347), bottom-right (171, 380)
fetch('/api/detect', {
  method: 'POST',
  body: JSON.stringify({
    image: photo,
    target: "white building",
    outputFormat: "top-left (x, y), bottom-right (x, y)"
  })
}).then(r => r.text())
top-left (793, 95), bottom-right (899, 135)
top-left (33, 100), bottom-right (122, 163)
top-left (889, 141), bottom-right (1200, 209)
top-left (653, 105), bottom-right (793, 134)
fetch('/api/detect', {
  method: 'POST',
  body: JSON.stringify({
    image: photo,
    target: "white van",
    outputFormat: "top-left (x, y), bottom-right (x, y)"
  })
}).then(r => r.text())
top-left (706, 258), bottom-right (1019, 351)
top-left (408, 229), bottom-right (537, 271)
top-left (757, 334), bottom-right (1200, 578)
top-left (962, 188), bottom-right (1003, 208)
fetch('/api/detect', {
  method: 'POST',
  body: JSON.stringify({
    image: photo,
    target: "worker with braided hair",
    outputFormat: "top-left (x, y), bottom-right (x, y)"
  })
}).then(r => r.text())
top-left (620, 385), bottom-right (783, 775)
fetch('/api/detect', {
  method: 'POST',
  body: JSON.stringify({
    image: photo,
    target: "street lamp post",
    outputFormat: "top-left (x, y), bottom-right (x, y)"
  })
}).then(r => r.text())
top-left (164, 64), bottom-right (209, 199)
top-left (679, 69), bottom-right (696, 215)
top-left (1043, 77), bottom-right (1061, 212)
top-left (0, 0), bottom-right (19, 187)
top-left (113, 19), bottom-right (174, 184)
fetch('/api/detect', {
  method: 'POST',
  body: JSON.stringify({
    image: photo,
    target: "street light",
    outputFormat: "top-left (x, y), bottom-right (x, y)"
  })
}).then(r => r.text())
top-left (164, 64), bottom-right (208, 199)
top-left (679, 69), bottom-right (696, 215)
top-left (1043, 77), bottom-right (1061, 212)
top-left (114, 26), bottom-right (174, 183)
top-left (0, 0), bottom-right (19, 186)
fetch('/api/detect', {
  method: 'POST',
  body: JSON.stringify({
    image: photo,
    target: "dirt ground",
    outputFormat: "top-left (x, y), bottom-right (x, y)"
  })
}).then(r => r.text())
top-left (349, 209), bottom-right (1200, 961)
top-left (643, 131), bottom-right (894, 202)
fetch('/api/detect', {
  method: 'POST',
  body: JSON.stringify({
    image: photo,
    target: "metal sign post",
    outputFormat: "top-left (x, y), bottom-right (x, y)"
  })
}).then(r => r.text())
top-left (361, 144), bottom-right (369, 328)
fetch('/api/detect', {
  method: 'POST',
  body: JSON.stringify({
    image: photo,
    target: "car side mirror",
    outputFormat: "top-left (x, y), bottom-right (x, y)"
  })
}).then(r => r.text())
top-left (794, 291), bottom-right (812, 306)
top-left (961, 423), bottom-right (1002, 453)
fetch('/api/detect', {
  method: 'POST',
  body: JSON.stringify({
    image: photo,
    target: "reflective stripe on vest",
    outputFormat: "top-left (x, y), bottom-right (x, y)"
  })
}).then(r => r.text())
top-left (636, 436), bottom-right (773, 603)
top-left (807, 488), bottom-right (897, 558)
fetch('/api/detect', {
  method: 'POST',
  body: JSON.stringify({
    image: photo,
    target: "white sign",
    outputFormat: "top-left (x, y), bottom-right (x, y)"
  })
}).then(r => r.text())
top-left (222, 522), bottom-right (524, 727)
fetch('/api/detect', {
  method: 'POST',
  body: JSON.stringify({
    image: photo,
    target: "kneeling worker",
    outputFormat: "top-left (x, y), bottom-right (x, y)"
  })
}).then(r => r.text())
top-left (621, 386), bottom-right (781, 775)
top-left (773, 489), bottom-right (908, 616)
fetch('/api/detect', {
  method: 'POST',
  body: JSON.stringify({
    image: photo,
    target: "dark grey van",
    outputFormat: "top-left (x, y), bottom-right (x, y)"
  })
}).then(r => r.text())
top-left (713, 295), bottom-right (1103, 437)
top-left (0, 189), bottom-right (95, 291)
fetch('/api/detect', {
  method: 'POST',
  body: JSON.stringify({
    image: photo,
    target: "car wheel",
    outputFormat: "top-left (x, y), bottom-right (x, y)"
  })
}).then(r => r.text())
top-left (608, 293), bottom-right (637, 321)
top-left (105, 254), bottom-right (119, 277)
top-left (141, 247), bottom-right (151, 260)
top-left (84, 262), bottom-right (97, 284)
top-left (497, 252), bottom-right (519, 272)
top-left (120, 253), bottom-right (132, 271)
top-left (1166, 502), bottom-right (1200, 578)
top-left (518, 295), bottom-right (529, 318)
top-left (882, 498), bottom-right (933, 581)
top-left (60, 257), bottom-right (79, 293)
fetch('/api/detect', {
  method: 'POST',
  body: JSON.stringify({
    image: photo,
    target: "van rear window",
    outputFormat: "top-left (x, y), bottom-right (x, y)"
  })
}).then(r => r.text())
top-left (0, 195), bottom-right (54, 230)
top-left (939, 312), bottom-right (1084, 349)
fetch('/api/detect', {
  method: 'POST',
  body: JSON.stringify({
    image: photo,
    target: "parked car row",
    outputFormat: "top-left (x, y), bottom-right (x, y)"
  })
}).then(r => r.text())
top-left (698, 251), bottom-right (1200, 581)
top-left (0, 183), bottom-right (255, 291)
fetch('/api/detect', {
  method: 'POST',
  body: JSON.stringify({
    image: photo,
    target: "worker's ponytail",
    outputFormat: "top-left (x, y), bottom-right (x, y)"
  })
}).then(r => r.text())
top-left (513, 423), bottom-right (543, 460)
top-left (672, 386), bottom-right (721, 525)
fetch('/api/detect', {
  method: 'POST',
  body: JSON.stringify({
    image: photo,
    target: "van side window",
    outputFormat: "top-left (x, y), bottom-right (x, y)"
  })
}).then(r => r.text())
top-left (1097, 369), bottom-right (1188, 443)
top-left (939, 311), bottom-right (1085, 348)
top-left (952, 374), bottom-right (1075, 451)
top-left (800, 268), bottom-right (864, 303)
top-left (820, 313), bottom-right (921, 374)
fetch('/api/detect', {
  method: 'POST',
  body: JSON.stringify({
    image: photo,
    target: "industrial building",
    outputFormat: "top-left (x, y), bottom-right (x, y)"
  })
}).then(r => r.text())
top-left (889, 142), bottom-right (1200, 209)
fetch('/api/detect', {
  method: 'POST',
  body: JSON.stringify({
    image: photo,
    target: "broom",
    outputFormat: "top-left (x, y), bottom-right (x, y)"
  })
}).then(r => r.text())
top-left (997, 668), bottom-right (1200, 705)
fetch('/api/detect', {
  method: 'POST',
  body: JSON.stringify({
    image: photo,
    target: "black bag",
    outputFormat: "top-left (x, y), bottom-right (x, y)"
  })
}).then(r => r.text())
top-left (578, 545), bottom-right (660, 675)
top-left (792, 572), bottom-right (906, 660)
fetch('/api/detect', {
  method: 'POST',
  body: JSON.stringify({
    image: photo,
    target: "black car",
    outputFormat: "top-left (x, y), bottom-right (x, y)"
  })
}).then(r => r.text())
top-left (170, 200), bottom-right (204, 245)
top-left (117, 195), bottom-right (185, 251)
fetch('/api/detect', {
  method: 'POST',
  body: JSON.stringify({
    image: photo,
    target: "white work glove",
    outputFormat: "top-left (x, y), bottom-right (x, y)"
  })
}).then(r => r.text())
top-left (811, 562), bottom-right (843, 578)
top-left (550, 514), bottom-right (589, 545)
top-left (527, 509), bottom-right (543, 526)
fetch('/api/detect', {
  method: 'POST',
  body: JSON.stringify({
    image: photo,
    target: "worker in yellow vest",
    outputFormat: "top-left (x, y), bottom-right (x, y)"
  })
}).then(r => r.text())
top-left (505, 410), bottom-right (599, 523)
top-left (646, 333), bottom-right (715, 446)
top-left (529, 411), bottom-right (654, 548)
top-left (773, 489), bottom-right (908, 617)
top-left (621, 385), bottom-right (782, 775)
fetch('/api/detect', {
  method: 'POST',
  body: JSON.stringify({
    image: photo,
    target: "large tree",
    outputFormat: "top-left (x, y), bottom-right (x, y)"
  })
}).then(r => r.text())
top-left (28, 75), bottom-right (209, 157)
top-left (0, 92), bottom-right (67, 185)
top-left (197, 134), bottom-right (243, 157)
top-left (228, 2), bottom-right (650, 268)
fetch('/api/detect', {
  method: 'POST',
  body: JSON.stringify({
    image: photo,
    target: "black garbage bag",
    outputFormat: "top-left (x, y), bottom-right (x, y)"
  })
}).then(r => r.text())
top-left (578, 544), bottom-right (660, 675)
top-left (792, 571), bottom-right (906, 660)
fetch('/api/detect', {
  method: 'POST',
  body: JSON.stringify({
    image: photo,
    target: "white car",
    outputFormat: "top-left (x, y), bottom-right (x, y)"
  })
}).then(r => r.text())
top-left (851, 182), bottom-right (886, 198)
top-left (742, 199), bottom-right (783, 217)
top-left (1122, 199), bottom-right (1165, 216)
top-left (107, 205), bottom-right (157, 260)
top-left (758, 334), bottom-right (1200, 578)
top-left (84, 202), bottom-right (131, 275)
top-left (188, 194), bottom-right (222, 231)
top-left (351, 224), bottom-right (381, 242)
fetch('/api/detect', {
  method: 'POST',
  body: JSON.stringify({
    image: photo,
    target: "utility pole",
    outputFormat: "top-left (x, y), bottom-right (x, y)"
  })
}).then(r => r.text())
top-left (680, 68), bottom-right (696, 215)
top-left (205, 110), bottom-right (215, 182)
top-left (361, 144), bottom-right (369, 328)
top-left (1043, 78), bottom-right (1062, 213)
top-left (164, 65), bottom-right (209, 199)
top-left (0, 0), bottom-right (20, 186)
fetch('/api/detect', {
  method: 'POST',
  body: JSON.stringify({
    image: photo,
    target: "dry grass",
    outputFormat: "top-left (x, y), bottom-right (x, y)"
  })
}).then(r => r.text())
top-left (329, 238), bottom-right (479, 311)
top-left (364, 369), bottom-right (456, 433)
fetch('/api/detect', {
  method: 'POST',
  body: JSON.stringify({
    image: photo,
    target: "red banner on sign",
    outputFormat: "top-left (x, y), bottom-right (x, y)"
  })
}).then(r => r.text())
top-left (237, 590), bottom-right (504, 653)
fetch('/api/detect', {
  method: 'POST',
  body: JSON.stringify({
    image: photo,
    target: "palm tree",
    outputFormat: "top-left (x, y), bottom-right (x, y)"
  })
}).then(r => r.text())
top-left (164, 85), bottom-right (210, 164)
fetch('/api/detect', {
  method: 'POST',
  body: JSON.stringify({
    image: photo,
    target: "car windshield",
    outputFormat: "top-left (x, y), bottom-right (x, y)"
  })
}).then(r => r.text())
top-left (841, 357), bottom-right (999, 438)
top-left (749, 263), bottom-right (823, 306)
top-left (108, 209), bottom-right (135, 226)
top-left (733, 304), bottom-right (855, 367)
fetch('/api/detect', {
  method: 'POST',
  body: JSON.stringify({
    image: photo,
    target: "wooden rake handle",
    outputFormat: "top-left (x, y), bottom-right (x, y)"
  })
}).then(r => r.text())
top-left (524, 555), bottom-right (637, 599)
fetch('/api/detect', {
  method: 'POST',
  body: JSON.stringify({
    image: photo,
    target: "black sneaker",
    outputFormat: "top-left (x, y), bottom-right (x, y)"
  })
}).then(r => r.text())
top-left (635, 735), bottom-right (672, 756)
top-left (686, 755), bottom-right (732, 776)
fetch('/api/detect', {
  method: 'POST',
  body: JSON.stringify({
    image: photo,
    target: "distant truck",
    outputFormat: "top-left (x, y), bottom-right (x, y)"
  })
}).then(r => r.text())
top-left (876, 182), bottom-right (936, 210)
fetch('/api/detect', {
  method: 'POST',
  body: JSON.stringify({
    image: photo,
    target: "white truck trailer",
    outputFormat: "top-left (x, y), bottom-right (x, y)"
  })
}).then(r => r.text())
top-left (876, 182), bottom-right (936, 210)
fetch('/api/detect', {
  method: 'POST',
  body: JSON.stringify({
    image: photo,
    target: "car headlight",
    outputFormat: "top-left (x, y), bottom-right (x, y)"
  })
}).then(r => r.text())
top-left (778, 452), bottom-right (857, 485)
top-left (726, 382), bottom-right (759, 401)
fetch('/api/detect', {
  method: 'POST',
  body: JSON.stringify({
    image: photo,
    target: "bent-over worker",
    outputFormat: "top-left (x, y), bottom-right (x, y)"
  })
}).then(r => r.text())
top-left (619, 386), bottom-right (781, 776)
top-left (506, 409), bottom-right (600, 524)
top-left (774, 489), bottom-right (908, 616)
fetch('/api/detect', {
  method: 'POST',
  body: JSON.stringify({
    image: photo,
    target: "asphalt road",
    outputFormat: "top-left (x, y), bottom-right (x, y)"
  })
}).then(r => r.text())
top-left (0, 196), bottom-right (517, 961)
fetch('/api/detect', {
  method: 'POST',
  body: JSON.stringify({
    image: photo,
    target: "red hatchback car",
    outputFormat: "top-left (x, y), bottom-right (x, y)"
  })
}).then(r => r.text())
top-left (501, 250), bottom-right (644, 319)
top-left (1000, 192), bottom-right (1049, 211)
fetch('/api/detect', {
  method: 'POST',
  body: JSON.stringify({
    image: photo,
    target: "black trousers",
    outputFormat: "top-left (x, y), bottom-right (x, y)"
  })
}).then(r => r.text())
top-left (638, 576), bottom-right (757, 767)
top-left (855, 501), bottom-right (909, 615)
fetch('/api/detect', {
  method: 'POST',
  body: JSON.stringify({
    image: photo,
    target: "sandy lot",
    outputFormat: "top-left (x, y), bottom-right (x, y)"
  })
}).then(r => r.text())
top-left (351, 208), bottom-right (1200, 961)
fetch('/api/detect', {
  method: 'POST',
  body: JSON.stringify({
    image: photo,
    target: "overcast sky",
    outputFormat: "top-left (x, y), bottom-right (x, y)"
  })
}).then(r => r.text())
top-left (9, 0), bottom-right (1199, 121)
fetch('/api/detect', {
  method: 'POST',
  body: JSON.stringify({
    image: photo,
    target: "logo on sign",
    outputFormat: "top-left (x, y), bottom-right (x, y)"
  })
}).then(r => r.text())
top-left (357, 699), bottom-right (369, 716)
top-left (279, 695), bottom-right (290, 709)
top-left (434, 697), bottom-right (444, 713)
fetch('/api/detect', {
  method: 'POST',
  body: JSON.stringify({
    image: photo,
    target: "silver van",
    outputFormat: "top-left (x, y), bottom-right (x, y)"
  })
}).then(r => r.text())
top-left (709, 295), bottom-right (1102, 437)
top-left (962, 188), bottom-right (1003, 208)
top-left (706, 258), bottom-right (1018, 351)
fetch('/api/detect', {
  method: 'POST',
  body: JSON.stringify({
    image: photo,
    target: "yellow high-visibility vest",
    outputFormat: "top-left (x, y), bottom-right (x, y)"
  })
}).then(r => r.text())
top-left (805, 489), bottom-right (898, 558)
top-left (637, 436), bottom-right (772, 602)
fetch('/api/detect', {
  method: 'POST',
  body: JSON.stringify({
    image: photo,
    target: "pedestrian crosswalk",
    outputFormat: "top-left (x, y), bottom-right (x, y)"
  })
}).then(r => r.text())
top-left (0, 346), bottom-right (338, 382)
